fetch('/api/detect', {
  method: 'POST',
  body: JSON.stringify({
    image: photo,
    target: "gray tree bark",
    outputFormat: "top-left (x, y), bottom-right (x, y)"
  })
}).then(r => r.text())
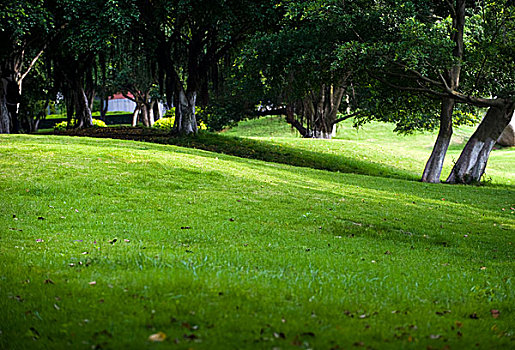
top-left (447, 103), bottom-right (514, 184)
top-left (175, 89), bottom-right (198, 134)
top-left (421, 0), bottom-right (465, 183)
top-left (421, 97), bottom-right (454, 183)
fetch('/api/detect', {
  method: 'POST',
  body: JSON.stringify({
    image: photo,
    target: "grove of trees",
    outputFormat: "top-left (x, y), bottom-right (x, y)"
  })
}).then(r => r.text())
top-left (1, 0), bottom-right (513, 184)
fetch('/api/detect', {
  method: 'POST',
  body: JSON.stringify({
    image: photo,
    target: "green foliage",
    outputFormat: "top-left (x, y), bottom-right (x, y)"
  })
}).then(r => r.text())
top-left (153, 114), bottom-right (207, 131)
top-left (153, 117), bottom-right (175, 131)
top-left (54, 118), bottom-right (106, 130)
top-left (163, 107), bottom-right (175, 118)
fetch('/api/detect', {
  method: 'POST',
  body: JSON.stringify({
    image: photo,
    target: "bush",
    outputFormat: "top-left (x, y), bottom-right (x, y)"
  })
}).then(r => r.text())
top-left (153, 117), bottom-right (175, 131)
top-left (54, 118), bottom-right (107, 131)
top-left (153, 112), bottom-right (207, 131)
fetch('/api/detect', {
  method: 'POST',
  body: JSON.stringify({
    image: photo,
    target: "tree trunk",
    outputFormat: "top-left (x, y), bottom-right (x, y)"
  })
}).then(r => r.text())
top-left (446, 103), bottom-right (514, 184)
top-left (0, 79), bottom-right (11, 134)
top-left (148, 100), bottom-right (155, 126)
top-left (175, 89), bottom-right (197, 134)
top-left (285, 105), bottom-right (309, 137)
top-left (0, 71), bottom-right (21, 134)
top-left (287, 83), bottom-right (346, 139)
top-left (132, 105), bottom-right (140, 126)
top-left (140, 103), bottom-right (151, 127)
top-left (153, 100), bottom-right (161, 121)
top-left (99, 96), bottom-right (108, 121)
top-left (419, 0), bottom-right (465, 182)
top-left (421, 97), bottom-right (454, 183)
top-left (74, 85), bottom-right (93, 128)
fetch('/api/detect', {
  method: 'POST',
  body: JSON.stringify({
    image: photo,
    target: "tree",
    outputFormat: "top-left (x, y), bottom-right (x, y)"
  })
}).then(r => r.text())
top-left (49, 0), bottom-right (137, 129)
top-left (211, 0), bottom-right (357, 138)
top-left (136, 0), bottom-right (282, 135)
top-left (0, 0), bottom-right (54, 133)
top-left (336, 0), bottom-right (514, 183)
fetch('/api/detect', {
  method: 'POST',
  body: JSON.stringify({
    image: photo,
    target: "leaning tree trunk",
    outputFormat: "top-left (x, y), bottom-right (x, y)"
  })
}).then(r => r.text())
top-left (421, 97), bottom-right (455, 183)
top-left (175, 90), bottom-right (197, 134)
top-left (132, 105), bottom-right (140, 127)
top-left (446, 103), bottom-right (514, 184)
top-left (421, 0), bottom-right (464, 183)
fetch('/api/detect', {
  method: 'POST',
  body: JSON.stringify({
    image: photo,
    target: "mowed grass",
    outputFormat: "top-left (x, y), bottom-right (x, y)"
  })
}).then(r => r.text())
top-left (223, 117), bottom-right (515, 184)
top-left (0, 128), bottom-right (514, 349)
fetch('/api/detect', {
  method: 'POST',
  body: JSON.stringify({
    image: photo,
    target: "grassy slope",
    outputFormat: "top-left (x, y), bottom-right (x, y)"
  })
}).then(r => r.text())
top-left (223, 117), bottom-right (515, 185)
top-left (0, 127), bottom-right (514, 349)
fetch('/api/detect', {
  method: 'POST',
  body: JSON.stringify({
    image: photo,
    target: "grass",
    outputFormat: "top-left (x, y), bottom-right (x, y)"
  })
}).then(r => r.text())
top-left (1, 119), bottom-right (514, 349)
top-left (222, 116), bottom-right (514, 185)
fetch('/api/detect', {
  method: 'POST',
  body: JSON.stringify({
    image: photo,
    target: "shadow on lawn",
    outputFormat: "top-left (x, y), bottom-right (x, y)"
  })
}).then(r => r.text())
top-left (165, 133), bottom-right (420, 181)
top-left (53, 127), bottom-right (419, 181)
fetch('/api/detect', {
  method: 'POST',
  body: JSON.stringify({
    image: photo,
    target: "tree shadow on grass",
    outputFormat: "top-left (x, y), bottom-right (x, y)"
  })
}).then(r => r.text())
top-left (163, 133), bottom-right (419, 181)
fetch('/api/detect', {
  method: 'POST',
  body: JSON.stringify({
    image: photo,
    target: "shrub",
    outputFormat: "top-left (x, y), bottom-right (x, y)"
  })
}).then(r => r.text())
top-left (153, 113), bottom-right (207, 131)
top-left (54, 118), bottom-right (107, 131)
top-left (153, 117), bottom-right (175, 131)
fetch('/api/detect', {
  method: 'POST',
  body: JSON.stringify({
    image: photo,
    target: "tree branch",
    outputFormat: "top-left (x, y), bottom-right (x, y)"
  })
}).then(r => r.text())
top-left (331, 111), bottom-right (360, 126)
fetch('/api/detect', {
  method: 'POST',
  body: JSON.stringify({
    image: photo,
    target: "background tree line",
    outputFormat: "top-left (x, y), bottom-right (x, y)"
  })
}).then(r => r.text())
top-left (1, 0), bottom-right (513, 184)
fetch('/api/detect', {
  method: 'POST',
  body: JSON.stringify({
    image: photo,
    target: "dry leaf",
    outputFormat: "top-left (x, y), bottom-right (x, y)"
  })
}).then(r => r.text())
top-left (148, 332), bottom-right (167, 342)
top-left (88, 281), bottom-right (96, 286)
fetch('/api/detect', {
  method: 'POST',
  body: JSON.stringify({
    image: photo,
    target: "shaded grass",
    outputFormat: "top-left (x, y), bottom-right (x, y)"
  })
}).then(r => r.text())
top-left (223, 117), bottom-right (515, 185)
top-left (0, 135), bottom-right (514, 349)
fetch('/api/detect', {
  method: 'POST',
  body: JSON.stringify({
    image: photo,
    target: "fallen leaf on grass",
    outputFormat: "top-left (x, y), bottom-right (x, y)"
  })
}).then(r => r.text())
top-left (429, 334), bottom-right (441, 339)
top-left (44, 279), bottom-right (54, 284)
top-left (36, 239), bottom-right (44, 243)
top-left (37, 216), bottom-right (45, 220)
top-left (490, 309), bottom-right (500, 318)
top-left (148, 332), bottom-right (167, 342)
top-left (469, 313), bottom-right (479, 319)
top-left (181, 226), bottom-right (191, 230)
top-left (88, 281), bottom-right (96, 286)
top-left (124, 239), bottom-right (130, 242)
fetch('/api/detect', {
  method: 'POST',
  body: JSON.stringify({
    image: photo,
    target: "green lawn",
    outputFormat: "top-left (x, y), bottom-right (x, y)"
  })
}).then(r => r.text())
top-left (223, 116), bottom-right (515, 185)
top-left (1, 121), bottom-right (514, 349)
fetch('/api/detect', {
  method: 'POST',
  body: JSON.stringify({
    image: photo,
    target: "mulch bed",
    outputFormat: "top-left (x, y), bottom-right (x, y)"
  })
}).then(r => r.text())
top-left (55, 127), bottom-right (176, 143)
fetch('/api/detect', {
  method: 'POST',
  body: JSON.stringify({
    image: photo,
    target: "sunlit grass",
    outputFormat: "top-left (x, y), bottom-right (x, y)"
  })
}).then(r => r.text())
top-left (0, 131), bottom-right (514, 349)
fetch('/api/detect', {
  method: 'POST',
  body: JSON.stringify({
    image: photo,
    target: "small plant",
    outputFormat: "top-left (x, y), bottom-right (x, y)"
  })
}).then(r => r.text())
top-left (54, 118), bottom-right (107, 131)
